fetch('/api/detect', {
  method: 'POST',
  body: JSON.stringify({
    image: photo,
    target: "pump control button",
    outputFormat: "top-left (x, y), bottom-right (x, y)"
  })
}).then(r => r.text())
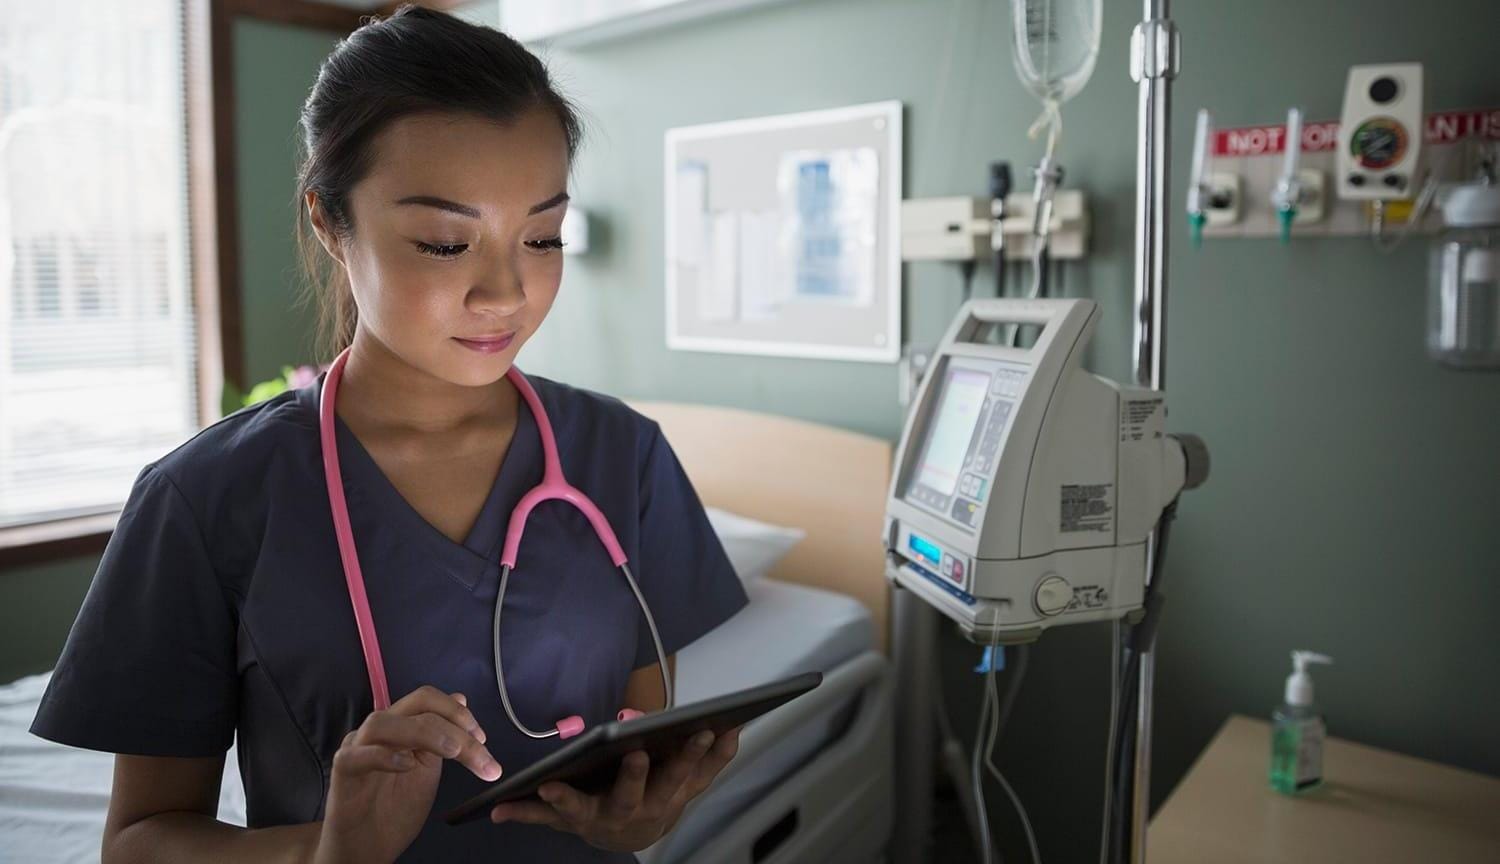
top-left (1035, 575), bottom-right (1071, 616)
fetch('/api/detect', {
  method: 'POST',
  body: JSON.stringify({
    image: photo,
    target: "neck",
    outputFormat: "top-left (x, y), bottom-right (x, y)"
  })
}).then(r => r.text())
top-left (336, 328), bottom-right (516, 435)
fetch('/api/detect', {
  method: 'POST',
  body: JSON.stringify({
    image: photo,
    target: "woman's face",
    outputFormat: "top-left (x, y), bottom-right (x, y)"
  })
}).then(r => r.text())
top-left (310, 107), bottom-right (571, 388)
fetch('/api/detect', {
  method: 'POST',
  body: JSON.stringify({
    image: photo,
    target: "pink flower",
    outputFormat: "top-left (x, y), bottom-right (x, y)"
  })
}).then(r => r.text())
top-left (286, 365), bottom-right (320, 389)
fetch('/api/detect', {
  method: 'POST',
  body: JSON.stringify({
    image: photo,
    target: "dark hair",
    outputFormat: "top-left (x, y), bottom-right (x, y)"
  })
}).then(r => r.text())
top-left (294, 4), bottom-right (584, 361)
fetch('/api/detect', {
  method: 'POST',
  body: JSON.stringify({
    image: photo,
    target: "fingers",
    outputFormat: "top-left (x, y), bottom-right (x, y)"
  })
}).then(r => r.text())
top-left (491, 733), bottom-right (739, 848)
top-left (686, 727), bottom-right (740, 797)
top-left (390, 685), bottom-right (487, 745)
top-left (714, 726), bottom-right (742, 762)
top-left (489, 783), bottom-right (598, 831)
top-left (643, 732), bottom-right (713, 812)
top-left (357, 709), bottom-right (501, 782)
top-left (332, 743), bottom-right (421, 777)
top-left (604, 751), bottom-right (651, 820)
top-left (490, 800), bottom-right (566, 829)
top-left (539, 782), bottom-right (594, 825)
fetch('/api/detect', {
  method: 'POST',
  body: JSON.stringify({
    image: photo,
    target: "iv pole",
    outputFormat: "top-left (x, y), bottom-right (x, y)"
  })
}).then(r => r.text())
top-left (1127, 2), bottom-right (1177, 863)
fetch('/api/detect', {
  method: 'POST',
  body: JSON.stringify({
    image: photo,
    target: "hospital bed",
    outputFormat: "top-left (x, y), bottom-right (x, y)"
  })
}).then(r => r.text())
top-left (0, 400), bottom-right (895, 864)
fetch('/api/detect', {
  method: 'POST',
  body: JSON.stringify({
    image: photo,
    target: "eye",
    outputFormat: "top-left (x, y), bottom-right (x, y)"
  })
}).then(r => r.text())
top-left (414, 241), bottom-right (468, 259)
top-left (527, 236), bottom-right (566, 253)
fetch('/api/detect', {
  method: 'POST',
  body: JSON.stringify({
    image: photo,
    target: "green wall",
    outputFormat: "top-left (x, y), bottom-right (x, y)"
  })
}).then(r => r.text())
top-left (0, 559), bottom-right (96, 683)
top-left (4, 3), bottom-right (1496, 861)
top-left (236, 20), bottom-right (343, 384)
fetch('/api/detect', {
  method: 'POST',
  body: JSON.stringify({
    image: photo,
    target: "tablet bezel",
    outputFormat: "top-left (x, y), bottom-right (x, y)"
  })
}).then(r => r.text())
top-left (443, 671), bottom-right (822, 826)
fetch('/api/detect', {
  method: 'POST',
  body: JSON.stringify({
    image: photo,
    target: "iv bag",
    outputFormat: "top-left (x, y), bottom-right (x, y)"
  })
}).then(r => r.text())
top-left (1010, 0), bottom-right (1102, 106)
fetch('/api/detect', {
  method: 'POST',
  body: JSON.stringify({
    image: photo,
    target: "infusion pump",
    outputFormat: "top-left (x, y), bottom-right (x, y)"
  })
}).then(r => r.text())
top-left (884, 299), bottom-right (1207, 644)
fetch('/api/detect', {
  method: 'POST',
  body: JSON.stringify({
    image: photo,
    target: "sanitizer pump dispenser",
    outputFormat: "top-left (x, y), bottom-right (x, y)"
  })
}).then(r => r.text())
top-left (1271, 650), bottom-right (1333, 794)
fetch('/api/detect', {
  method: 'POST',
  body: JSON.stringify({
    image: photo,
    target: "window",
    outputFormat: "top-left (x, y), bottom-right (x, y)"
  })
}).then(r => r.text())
top-left (0, 1), bottom-right (201, 530)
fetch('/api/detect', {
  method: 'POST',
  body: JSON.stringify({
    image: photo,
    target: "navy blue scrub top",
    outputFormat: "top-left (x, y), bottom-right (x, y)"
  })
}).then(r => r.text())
top-left (31, 372), bottom-right (749, 863)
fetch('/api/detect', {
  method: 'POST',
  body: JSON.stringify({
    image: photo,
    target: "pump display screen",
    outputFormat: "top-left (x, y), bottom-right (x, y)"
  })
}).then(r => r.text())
top-left (914, 368), bottom-right (990, 496)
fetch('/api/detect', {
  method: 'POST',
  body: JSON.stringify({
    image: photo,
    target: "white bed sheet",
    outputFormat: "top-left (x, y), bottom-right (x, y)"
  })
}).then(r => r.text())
top-left (651, 577), bottom-right (875, 863)
top-left (0, 577), bottom-right (872, 864)
top-left (0, 672), bottom-right (247, 863)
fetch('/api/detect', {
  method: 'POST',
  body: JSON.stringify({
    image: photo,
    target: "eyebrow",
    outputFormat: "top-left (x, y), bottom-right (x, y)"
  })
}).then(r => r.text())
top-left (393, 192), bottom-right (570, 218)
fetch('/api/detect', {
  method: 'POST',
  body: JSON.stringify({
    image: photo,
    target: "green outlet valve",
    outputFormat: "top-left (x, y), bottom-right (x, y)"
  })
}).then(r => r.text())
top-left (1276, 205), bottom-right (1297, 244)
top-left (1189, 210), bottom-right (1207, 249)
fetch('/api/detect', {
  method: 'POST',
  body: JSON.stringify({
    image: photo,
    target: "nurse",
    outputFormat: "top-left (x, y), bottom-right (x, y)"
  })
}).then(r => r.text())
top-left (29, 6), bottom-right (750, 863)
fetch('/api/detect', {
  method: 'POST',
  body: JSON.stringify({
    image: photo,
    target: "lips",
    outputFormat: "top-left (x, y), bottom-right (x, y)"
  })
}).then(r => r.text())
top-left (453, 332), bottom-right (516, 354)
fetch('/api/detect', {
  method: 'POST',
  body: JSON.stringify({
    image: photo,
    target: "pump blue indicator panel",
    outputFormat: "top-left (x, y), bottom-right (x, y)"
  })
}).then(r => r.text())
top-left (907, 533), bottom-right (943, 567)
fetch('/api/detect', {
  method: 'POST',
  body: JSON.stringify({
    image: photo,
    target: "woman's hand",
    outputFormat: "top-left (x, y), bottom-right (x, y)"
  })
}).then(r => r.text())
top-left (313, 686), bottom-right (503, 864)
top-left (489, 726), bottom-right (741, 852)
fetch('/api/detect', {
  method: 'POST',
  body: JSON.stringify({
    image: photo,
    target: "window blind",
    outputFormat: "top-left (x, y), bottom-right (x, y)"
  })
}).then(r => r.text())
top-left (0, 0), bottom-right (200, 529)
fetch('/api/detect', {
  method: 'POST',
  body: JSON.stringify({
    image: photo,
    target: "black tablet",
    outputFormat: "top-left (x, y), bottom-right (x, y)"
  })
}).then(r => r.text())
top-left (444, 671), bottom-right (821, 825)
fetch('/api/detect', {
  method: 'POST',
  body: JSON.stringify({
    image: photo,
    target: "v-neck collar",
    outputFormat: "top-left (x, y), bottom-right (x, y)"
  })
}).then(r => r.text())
top-left (298, 372), bottom-right (542, 592)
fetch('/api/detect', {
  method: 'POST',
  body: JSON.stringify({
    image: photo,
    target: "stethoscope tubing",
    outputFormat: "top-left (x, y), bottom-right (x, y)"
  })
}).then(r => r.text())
top-left (319, 346), bottom-right (673, 738)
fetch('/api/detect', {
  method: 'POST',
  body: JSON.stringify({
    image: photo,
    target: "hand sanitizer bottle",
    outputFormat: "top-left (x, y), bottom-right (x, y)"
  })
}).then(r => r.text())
top-left (1270, 650), bottom-right (1332, 794)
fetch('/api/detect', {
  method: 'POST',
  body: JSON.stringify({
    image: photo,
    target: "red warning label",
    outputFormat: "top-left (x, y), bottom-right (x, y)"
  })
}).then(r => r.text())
top-left (1211, 107), bottom-right (1499, 157)
top-left (1214, 122), bottom-right (1338, 156)
top-left (1425, 109), bottom-right (1500, 144)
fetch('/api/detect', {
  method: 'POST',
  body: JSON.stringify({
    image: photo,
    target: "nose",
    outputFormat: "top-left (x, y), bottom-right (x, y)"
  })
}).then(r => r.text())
top-left (465, 265), bottom-right (527, 319)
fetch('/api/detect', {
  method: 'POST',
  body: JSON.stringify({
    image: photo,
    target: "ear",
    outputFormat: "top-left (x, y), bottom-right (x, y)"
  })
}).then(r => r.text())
top-left (305, 191), bottom-right (347, 266)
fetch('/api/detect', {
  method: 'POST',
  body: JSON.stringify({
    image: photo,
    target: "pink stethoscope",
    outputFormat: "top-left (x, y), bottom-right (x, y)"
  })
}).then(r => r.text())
top-left (318, 347), bottom-right (673, 740)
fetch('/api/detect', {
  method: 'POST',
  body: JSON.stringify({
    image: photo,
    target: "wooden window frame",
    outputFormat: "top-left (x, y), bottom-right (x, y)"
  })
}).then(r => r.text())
top-left (0, 1), bottom-right (484, 566)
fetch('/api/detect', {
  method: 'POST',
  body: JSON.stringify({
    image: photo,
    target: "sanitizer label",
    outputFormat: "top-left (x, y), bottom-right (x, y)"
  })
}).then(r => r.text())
top-left (1296, 719), bottom-right (1325, 788)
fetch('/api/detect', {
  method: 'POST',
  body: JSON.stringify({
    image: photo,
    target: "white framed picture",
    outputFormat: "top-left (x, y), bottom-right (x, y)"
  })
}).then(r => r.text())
top-left (664, 101), bottom-right (903, 363)
top-left (500, 0), bottom-right (806, 47)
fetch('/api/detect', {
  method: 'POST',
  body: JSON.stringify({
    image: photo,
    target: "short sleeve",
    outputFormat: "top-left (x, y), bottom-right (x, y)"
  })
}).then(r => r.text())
top-left (29, 465), bottom-right (239, 757)
top-left (631, 425), bottom-right (749, 668)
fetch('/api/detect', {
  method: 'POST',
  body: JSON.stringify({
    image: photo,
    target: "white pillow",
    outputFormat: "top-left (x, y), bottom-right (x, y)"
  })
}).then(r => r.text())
top-left (704, 506), bottom-right (805, 585)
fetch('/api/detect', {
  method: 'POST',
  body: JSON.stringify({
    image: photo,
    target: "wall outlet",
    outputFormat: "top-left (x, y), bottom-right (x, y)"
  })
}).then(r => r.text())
top-left (1293, 170), bottom-right (1327, 223)
top-left (1204, 172), bottom-right (1242, 226)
